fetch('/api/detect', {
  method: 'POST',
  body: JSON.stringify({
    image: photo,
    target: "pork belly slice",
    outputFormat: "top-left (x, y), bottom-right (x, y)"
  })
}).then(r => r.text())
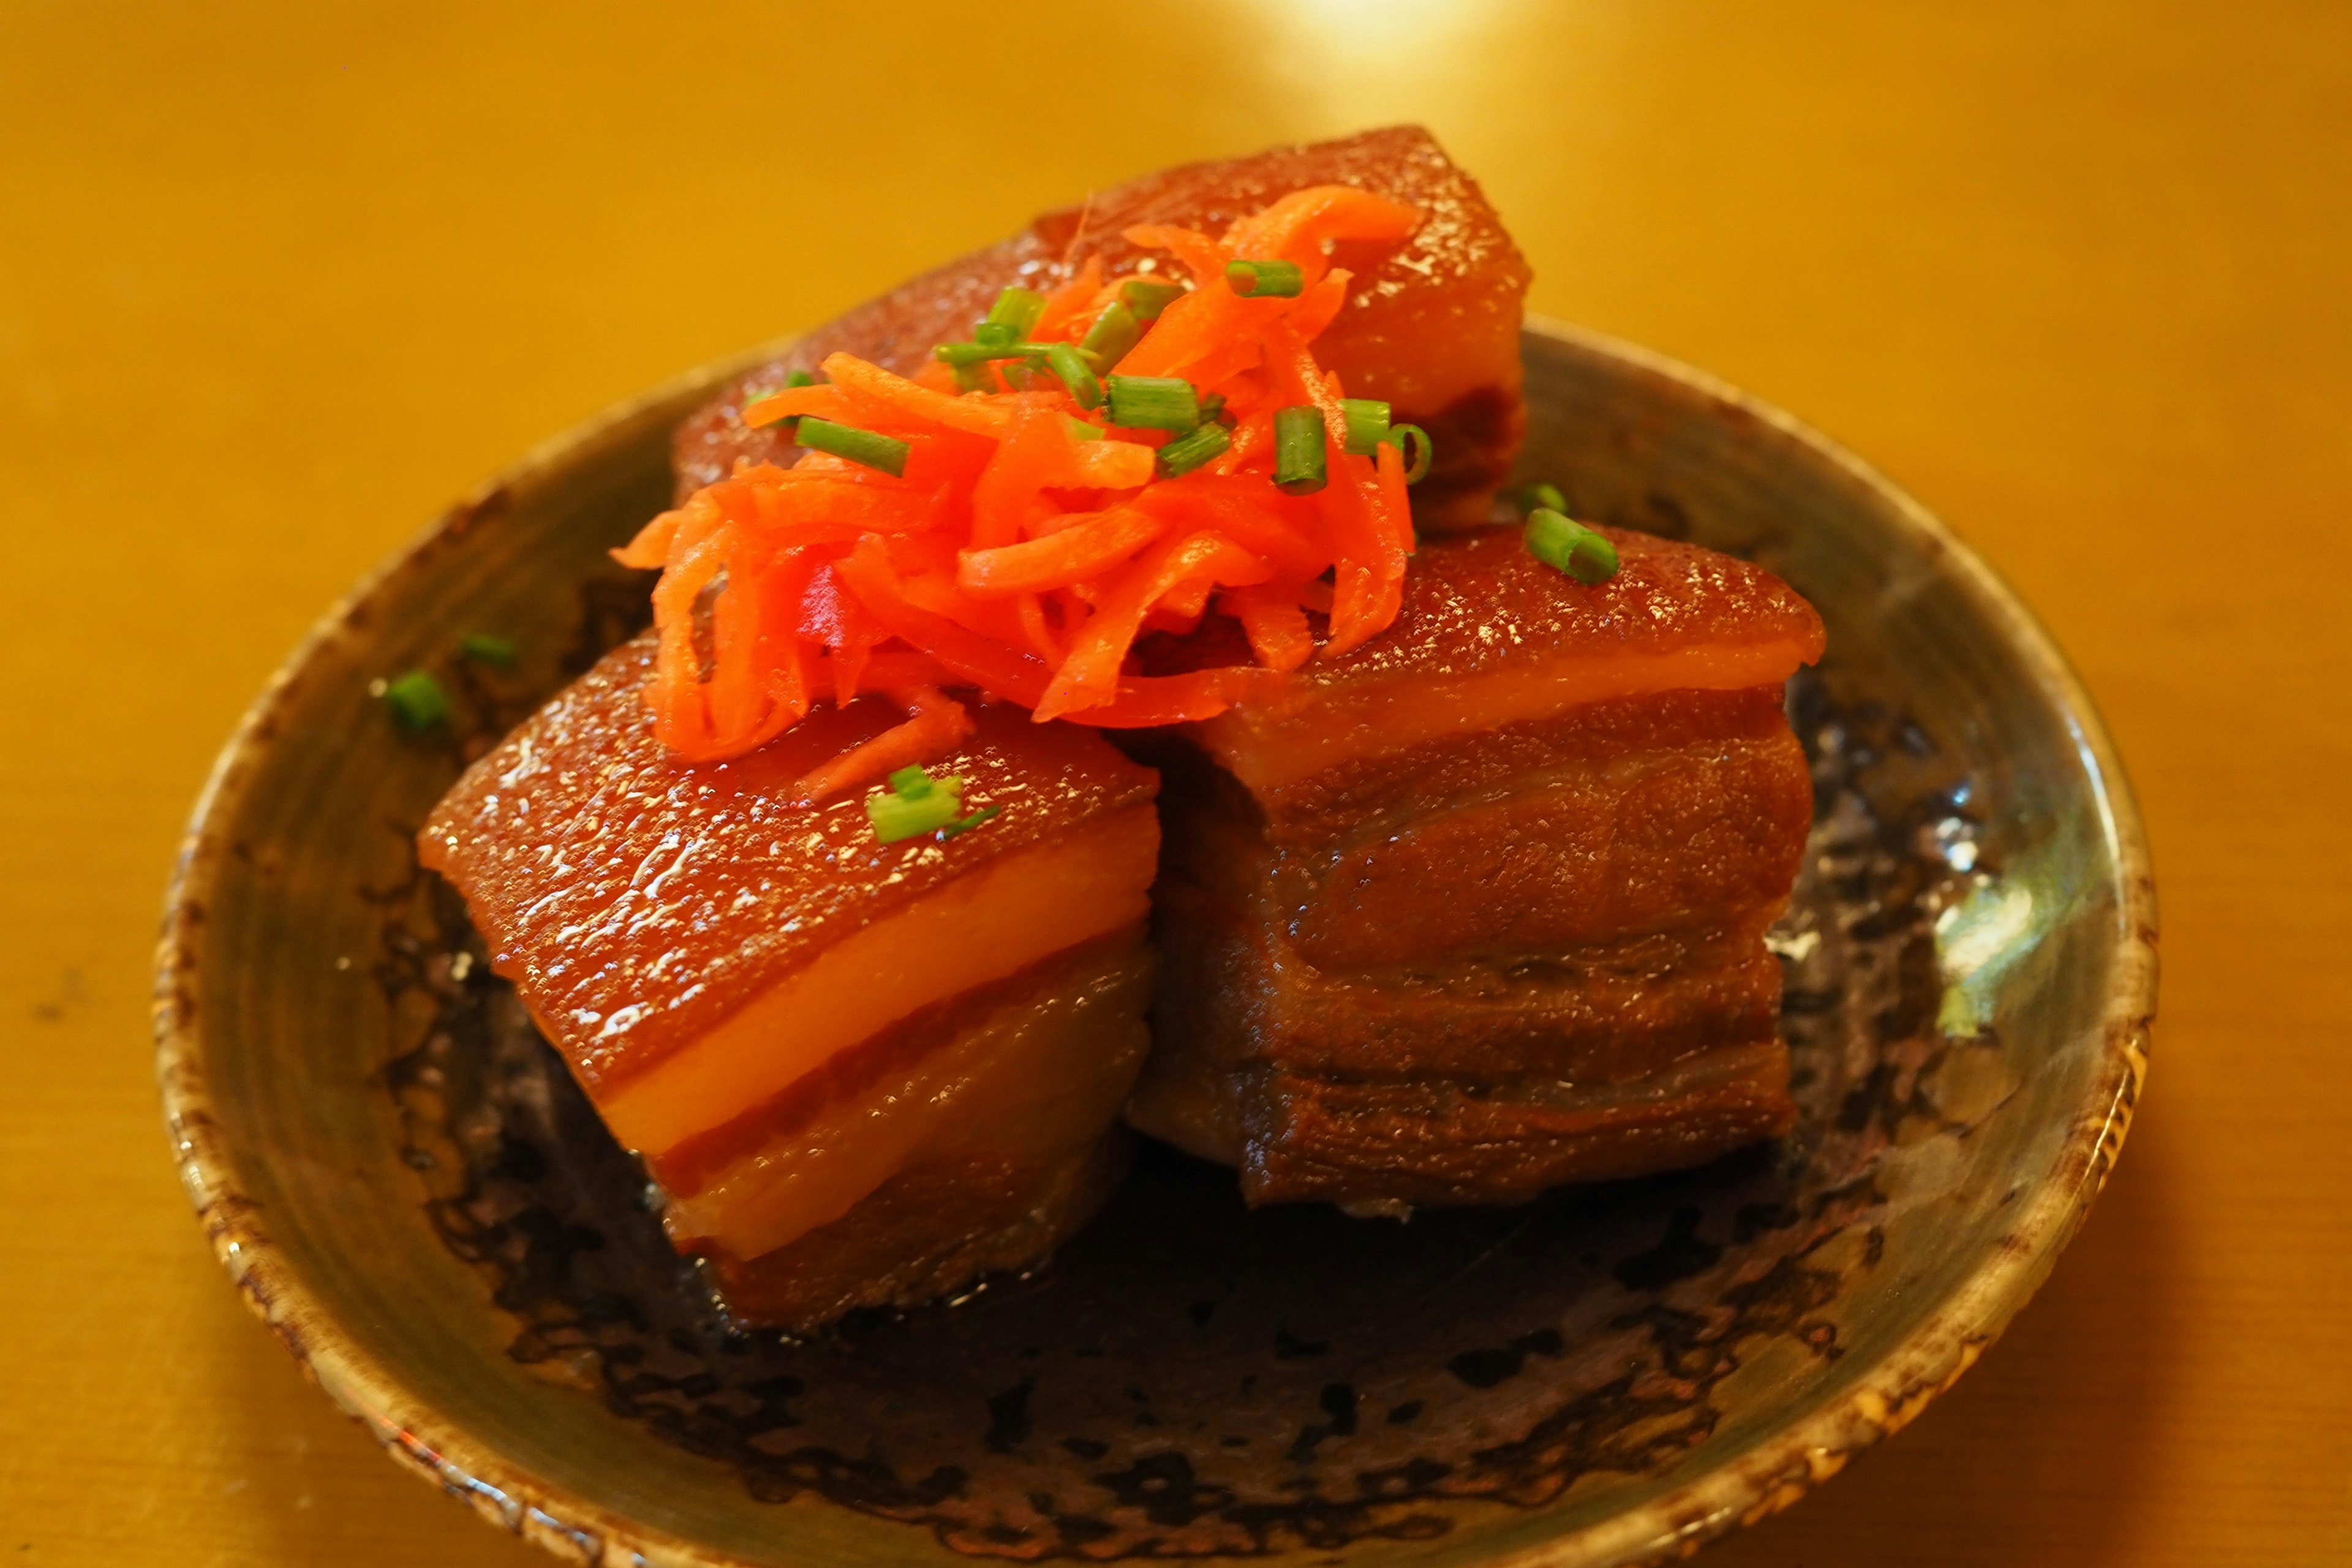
top-left (673, 124), bottom-right (1531, 532)
top-left (696, 937), bottom-right (1152, 1329)
top-left (1128, 527), bottom-right (1824, 1208)
top-left (419, 634), bottom-right (1160, 1327)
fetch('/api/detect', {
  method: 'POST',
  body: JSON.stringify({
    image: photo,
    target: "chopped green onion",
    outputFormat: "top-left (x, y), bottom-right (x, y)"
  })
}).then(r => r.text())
top-left (381, 670), bottom-right (450, 731)
top-left (938, 338), bottom-right (1066, 366)
top-left (1065, 416), bottom-right (1105, 442)
top-left (1340, 398), bottom-right (1392, 456)
top-left (867, 790), bottom-right (962, 842)
top-left (796, 417), bottom-right (910, 478)
top-left (984, 287), bottom-right (1047, 339)
top-left (1525, 507), bottom-right (1621, 584)
top-left (938, 803), bottom-right (1004, 840)
top-left (1570, 532), bottom-right (1619, 584)
top-left (1156, 421), bottom-right (1232, 478)
top-left (951, 360), bottom-right (993, 394)
top-left (785, 369), bottom-right (816, 389)
top-left (1273, 405), bottom-right (1329, 495)
top-left (459, 633), bottom-right (517, 669)
top-left (1517, 481), bottom-right (1567, 517)
top-left (1079, 301), bottom-right (1143, 371)
top-left (867, 767), bottom-right (968, 843)
top-left (1198, 391), bottom-right (1229, 426)
top-left (943, 337), bottom-right (1087, 368)
top-left (1226, 258), bottom-right (1305, 298)
top-left (1041, 341), bottom-right (1103, 410)
top-left (997, 358), bottom-right (1041, 391)
top-left (1385, 423), bottom-right (1434, 484)
top-left (1106, 374), bottom-right (1200, 431)
top-left (1524, 508), bottom-right (1581, 570)
top-left (1120, 277), bottom-right (1186, 320)
top-left (974, 321), bottom-right (1019, 351)
top-left (868, 766), bottom-right (999, 844)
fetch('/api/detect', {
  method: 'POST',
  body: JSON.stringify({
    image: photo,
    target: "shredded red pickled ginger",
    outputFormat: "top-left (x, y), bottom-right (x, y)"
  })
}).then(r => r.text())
top-left (616, 184), bottom-right (1423, 788)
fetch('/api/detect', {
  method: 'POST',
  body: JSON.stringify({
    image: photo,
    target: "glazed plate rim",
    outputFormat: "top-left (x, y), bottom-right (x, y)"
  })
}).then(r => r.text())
top-left (152, 315), bottom-right (2157, 1568)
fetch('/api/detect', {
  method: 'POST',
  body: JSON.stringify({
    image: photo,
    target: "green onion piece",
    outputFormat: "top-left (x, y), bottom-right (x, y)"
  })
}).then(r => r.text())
top-left (1079, 301), bottom-right (1143, 372)
top-left (381, 670), bottom-right (450, 731)
top-left (867, 788), bottom-right (962, 843)
top-left (1106, 374), bottom-right (1200, 431)
top-left (934, 341), bottom-right (994, 366)
top-left (1272, 405), bottom-right (1329, 495)
top-left (1198, 391), bottom-right (1229, 426)
top-left (998, 358), bottom-right (1041, 391)
top-left (984, 287), bottom-right (1047, 339)
top-left (1156, 421), bottom-right (1232, 478)
top-left (785, 369), bottom-right (816, 389)
top-left (1120, 277), bottom-right (1186, 321)
top-left (1065, 417), bottom-right (1105, 442)
top-left (1517, 481), bottom-right (1567, 517)
top-left (951, 360), bottom-right (993, 394)
top-left (796, 417), bottom-right (910, 478)
top-left (1226, 258), bottom-right (1306, 298)
top-left (1525, 507), bottom-right (1621, 584)
top-left (973, 321), bottom-right (1018, 351)
top-left (1567, 530), bottom-right (1621, 584)
top-left (937, 339), bottom-right (1043, 366)
top-left (942, 337), bottom-right (1096, 369)
top-left (459, 633), bottom-right (517, 669)
top-left (1340, 398), bottom-right (1392, 456)
top-left (937, 802), bottom-right (1004, 840)
top-left (1385, 423), bottom-right (1434, 484)
top-left (867, 768), bottom-right (968, 843)
top-left (1524, 507), bottom-right (1581, 571)
top-left (1042, 341), bottom-right (1103, 410)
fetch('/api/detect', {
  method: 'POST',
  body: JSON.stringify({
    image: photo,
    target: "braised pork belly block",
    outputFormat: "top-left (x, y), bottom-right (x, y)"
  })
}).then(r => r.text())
top-left (1127, 528), bottom-right (1825, 1210)
top-left (673, 124), bottom-right (1531, 532)
top-left (419, 635), bottom-right (1159, 1330)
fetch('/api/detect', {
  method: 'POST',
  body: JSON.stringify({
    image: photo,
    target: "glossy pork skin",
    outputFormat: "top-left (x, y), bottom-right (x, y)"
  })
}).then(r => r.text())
top-left (1129, 527), bottom-right (1825, 1208)
top-left (673, 125), bottom-right (1531, 530)
top-left (420, 634), bottom-right (1157, 1091)
top-left (1186, 526), bottom-right (1826, 804)
top-left (420, 635), bottom-right (1163, 1322)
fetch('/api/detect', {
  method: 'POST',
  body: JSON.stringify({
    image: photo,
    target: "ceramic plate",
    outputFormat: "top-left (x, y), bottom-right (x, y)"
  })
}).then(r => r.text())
top-left (154, 319), bottom-right (2155, 1567)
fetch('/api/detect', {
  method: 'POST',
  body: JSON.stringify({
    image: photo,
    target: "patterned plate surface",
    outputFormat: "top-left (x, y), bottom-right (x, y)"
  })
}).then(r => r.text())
top-left (155, 320), bottom-right (2155, 1568)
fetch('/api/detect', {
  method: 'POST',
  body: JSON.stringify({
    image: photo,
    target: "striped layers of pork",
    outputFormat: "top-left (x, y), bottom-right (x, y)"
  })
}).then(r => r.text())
top-left (1126, 528), bottom-right (1825, 1209)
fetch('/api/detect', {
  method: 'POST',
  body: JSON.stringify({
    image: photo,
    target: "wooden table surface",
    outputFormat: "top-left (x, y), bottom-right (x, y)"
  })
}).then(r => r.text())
top-left (4, 4), bottom-right (2346, 1563)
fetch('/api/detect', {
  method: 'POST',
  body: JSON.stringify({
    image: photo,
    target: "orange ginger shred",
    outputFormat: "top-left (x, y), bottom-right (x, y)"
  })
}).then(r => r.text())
top-left (613, 183), bottom-right (1431, 768)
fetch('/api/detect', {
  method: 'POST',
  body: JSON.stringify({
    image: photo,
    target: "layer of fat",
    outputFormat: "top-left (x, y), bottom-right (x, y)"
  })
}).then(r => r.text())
top-left (661, 933), bottom-right (1153, 1261)
top-left (1192, 640), bottom-right (1814, 794)
top-left (597, 805), bottom-right (1159, 1158)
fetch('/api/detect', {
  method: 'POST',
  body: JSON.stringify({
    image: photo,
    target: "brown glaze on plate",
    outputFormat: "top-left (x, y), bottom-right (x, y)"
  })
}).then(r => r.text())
top-left (154, 321), bottom-right (2155, 1568)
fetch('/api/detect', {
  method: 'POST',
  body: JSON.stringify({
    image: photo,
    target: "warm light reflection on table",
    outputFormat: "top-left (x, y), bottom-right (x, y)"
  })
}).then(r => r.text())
top-left (2, 2), bottom-right (2348, 1564)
